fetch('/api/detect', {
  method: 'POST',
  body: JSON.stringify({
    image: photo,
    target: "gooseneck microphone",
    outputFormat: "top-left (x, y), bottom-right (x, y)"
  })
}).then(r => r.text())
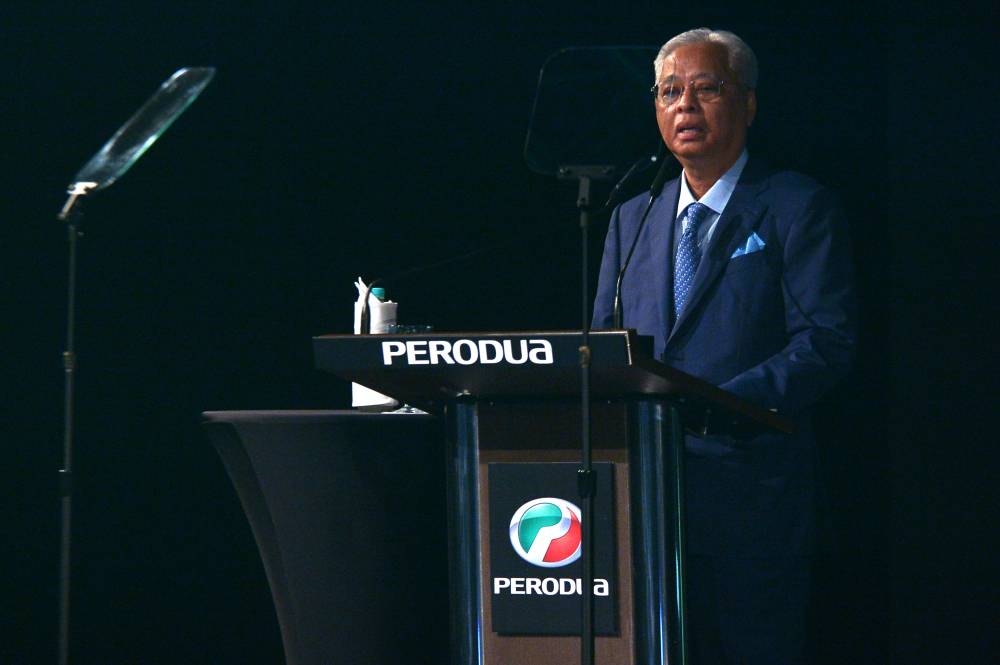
top-left (612, 157), bottom-right (673, 328)
top-left (597, 151), bottom-right (660, 214)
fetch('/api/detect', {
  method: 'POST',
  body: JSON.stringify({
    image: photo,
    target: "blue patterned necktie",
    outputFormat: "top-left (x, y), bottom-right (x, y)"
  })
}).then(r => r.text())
top-left (673, 202), bottom-right (712, 318)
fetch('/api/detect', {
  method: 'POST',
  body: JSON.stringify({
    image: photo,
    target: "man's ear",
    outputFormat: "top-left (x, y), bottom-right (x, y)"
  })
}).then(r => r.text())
top-left (746, 89), bottom-right (757, 127)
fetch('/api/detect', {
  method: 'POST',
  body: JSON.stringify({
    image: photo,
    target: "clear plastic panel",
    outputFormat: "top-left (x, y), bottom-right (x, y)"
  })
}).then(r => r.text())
top-left (524, 47), bottom-right (659, 175)
top-left (69, 67), bottom-right (215, 190)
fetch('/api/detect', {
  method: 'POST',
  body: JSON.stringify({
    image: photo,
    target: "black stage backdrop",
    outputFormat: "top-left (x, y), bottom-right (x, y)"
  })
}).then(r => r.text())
top-left (2, 3), bottom-right (995, 664)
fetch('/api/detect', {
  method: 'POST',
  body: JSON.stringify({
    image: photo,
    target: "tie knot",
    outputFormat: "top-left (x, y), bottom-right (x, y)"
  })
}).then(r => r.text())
top-left (686, 202), bottom-right (711, 228)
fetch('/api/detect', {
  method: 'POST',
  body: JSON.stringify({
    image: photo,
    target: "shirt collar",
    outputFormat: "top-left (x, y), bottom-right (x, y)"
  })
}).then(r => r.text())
top-left (676, 149), bottom-right (749, 219)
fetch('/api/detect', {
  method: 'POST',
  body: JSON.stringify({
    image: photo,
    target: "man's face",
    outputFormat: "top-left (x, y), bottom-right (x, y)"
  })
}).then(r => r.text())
top-left (655, 42), bottom-right (756, 172)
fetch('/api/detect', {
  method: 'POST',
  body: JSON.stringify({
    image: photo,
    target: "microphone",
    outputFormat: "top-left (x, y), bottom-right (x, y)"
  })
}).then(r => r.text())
top-left (612, 155), bottom-right (673, 328)
top-left (647, 155), bottom-right (673, 197)
top-left (597, 150), bottom-right (662, 214)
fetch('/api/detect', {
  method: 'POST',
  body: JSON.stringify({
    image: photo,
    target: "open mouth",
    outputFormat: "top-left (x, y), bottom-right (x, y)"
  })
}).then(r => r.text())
top-left (676, 125), bottom-right (704, 138)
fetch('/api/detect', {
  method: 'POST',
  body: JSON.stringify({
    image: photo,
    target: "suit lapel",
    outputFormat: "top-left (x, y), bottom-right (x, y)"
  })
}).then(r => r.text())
top-left (666, 163), bottom-right (770, 345)
top-left (651, 179), bottom-right (681, 345)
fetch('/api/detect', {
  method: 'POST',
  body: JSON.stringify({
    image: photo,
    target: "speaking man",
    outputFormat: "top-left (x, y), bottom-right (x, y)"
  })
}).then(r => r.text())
top-left (593, 28), bottom-right (856, 663)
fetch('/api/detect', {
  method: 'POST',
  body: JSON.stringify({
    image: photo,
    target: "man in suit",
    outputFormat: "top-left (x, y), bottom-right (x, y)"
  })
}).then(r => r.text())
top-left (592, 28), bottom-right (856, 663)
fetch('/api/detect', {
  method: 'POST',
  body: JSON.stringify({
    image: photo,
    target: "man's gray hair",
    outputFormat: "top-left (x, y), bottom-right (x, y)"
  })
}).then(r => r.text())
top-left (653, 28), bottom-right (758, 89)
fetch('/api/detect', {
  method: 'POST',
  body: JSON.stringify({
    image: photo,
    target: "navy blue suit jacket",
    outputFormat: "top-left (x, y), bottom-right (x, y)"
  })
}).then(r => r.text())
top-left (593, 159), bottom-right (856, 556)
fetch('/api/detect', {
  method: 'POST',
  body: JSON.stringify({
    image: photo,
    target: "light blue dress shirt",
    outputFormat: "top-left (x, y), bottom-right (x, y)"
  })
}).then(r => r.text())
top-left (673, 149), bottom-right (749, 255)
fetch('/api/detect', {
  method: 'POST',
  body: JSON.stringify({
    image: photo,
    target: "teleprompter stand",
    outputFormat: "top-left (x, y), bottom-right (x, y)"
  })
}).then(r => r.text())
top-left (312, 329), bottom-right (790, 665)
top-left (54, 67), bottom-right (214, 665)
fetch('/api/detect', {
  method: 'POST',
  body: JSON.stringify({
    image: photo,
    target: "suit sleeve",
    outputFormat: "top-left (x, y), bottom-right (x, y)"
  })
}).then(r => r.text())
top-left (592, 204), bottom-right (624, 329)
top-left (718, 187), bottom-right (857, 415)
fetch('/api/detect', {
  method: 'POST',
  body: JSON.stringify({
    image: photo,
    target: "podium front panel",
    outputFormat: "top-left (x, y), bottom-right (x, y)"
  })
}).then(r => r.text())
top-left (487, 461), bottom-right (617, 635)
top-left (477, 401), bottom-right (635, 665)
top-left (446, 399), bottom-right (676, 665)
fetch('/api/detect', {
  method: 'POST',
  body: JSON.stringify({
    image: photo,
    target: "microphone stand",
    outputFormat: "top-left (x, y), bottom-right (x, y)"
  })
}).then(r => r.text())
top-left (556, 163), bottom-right (614, 665)
top-left (612, 156), bottom-right (673, 328)
top-left (55, 182), bottom-right (94, 665)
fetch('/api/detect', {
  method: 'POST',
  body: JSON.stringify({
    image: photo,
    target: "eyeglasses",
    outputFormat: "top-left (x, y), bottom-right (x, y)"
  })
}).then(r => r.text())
top-left (650, 77), bottom-right (733, 107)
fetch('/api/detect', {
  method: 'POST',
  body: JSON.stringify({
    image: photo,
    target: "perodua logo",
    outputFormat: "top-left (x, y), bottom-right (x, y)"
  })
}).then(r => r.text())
top-left (509, 498), bottom-right (582, 568)
top-left (381, 338), bottom-right (553, 365)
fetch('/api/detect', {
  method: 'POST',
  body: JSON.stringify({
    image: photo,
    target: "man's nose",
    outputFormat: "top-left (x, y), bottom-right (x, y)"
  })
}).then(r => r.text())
top-left (675, 86), bottom-right (700, 111)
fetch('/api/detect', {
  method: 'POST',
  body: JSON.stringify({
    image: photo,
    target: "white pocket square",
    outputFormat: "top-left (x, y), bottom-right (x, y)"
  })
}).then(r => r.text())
top-left (730, 232), bottom-right (766, 258)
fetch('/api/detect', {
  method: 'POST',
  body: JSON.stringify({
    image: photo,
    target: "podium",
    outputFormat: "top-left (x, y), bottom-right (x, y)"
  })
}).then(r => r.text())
top-left (312, 330), bottom-right (789, 665)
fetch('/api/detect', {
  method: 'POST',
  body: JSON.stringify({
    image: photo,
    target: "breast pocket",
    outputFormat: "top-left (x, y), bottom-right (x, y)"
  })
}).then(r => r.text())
top-left (723, 248), bottom-right (769, 276)
top-left (719, 246), bottom-right (782, 317)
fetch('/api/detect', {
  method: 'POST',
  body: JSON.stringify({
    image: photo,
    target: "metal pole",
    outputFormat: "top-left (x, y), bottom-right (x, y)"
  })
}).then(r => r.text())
top-left (577, 174), bottom-right (595, 665)
top-left (668, 404), bottom-right (689, 665)
top-left (57, 218), bottom-right (81, 665)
